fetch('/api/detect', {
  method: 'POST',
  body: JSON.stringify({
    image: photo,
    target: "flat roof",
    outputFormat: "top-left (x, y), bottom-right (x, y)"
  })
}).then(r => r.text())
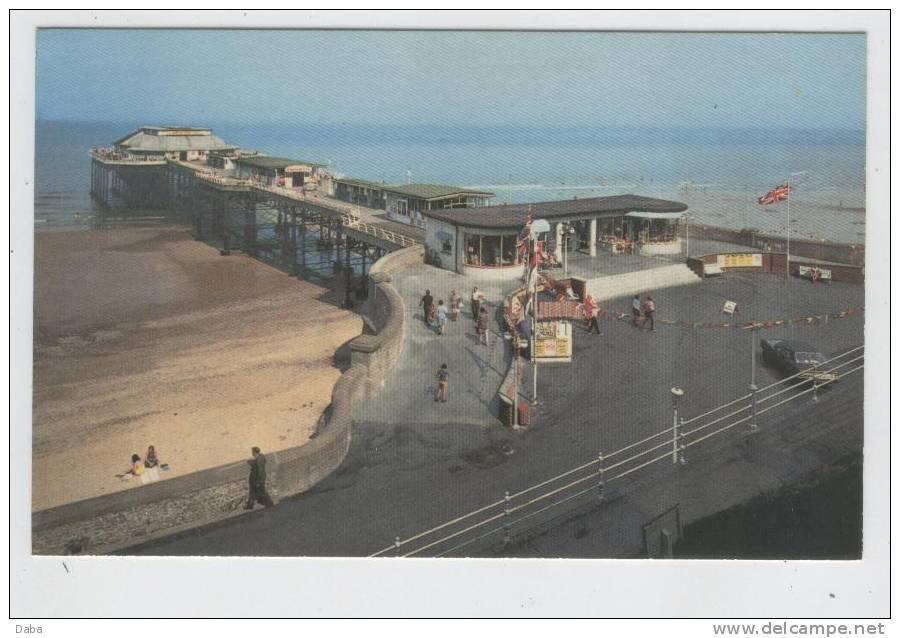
top-left (383, 183), bottom-right (495, 200)
top-left (422, 194), bottom-right (688, 229)
top-left (234, 155), bottom-right (326, 169)
top-left (334, 177), bottom-right (391, 189)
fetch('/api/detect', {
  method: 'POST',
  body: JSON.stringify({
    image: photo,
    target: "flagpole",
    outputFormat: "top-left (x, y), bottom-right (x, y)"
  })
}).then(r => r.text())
top-left (786, 174), bottom-right (791, 278)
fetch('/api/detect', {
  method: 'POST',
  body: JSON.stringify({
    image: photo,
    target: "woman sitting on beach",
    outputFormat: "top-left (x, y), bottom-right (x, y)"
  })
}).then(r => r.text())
top-left (122, 454), bottom-right (149, 484)
top-left (144, 445), bottom-right (161, 482)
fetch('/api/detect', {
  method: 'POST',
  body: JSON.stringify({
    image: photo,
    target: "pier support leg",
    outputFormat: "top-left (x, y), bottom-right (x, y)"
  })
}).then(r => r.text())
top-left (290, 211), bottom-right (299, 275)
top-left (299, 217), bottom-right (307, 278)
top-left (244, 198), bottom-right (257, 257)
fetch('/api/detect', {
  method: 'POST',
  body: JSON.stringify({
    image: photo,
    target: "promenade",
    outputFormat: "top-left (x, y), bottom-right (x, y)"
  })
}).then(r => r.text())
top-left (126, 265), bottom-right (864, 557)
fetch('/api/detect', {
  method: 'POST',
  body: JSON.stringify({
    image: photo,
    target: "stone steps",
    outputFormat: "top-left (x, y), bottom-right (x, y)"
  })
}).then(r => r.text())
top-left (585, 263), bottom-right (701, 302)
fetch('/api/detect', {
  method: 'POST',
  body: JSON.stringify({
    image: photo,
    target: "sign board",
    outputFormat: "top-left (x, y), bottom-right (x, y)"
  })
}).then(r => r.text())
top-left (722, 301), bottom-right (738, 315)
top-left (798, 265), bottom-right (832, 281)
top-left (717, 253), bottom-right (762, 268)
top-left (534, 320), bottom-right (572, 362)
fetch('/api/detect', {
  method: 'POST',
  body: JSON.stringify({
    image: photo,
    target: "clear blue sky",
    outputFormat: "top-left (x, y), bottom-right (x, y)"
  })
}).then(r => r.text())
top-left (36, 30), bottom-right (865, 129)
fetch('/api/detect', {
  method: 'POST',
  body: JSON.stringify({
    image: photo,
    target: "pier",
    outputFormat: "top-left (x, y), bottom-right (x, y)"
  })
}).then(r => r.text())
top-left (90, 126), bottom-right (425, 302)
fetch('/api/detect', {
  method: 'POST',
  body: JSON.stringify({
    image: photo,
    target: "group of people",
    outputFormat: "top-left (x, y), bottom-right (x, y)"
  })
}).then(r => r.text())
top-left (122, 445), bottom-right (163, 484)
top-left (419, 286), bottom-right (490, 345)
top-left (631, 294), bottom-right (657, 331)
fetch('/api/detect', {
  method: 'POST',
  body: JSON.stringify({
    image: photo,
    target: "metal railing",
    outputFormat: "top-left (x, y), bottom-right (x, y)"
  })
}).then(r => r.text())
top-left (251, 184), bottom-right (420, 247)
top-left (90, 148), bottom-right (167, 164)
top-left (370, 345), bottom-right (864, 557)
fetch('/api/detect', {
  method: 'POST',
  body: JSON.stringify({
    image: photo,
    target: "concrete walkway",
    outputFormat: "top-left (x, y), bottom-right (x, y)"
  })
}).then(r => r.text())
top-left (357, 264), bottom-right (513, 428)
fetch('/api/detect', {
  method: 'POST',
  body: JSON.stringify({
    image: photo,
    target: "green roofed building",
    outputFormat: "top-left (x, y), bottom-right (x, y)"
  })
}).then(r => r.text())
top-left (331, 177), bottom-right (494, 227)
top-left (234, 155), bottom-right (328, 189)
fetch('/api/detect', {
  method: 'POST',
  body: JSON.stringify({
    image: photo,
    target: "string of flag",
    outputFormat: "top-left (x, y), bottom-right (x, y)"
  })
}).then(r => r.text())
top-left (605, 307), bottom-right (863, 330)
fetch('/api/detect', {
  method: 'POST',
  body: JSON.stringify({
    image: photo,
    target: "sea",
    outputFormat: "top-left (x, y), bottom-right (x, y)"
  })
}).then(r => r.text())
top-left (35, 119), bottom-right (866, 244)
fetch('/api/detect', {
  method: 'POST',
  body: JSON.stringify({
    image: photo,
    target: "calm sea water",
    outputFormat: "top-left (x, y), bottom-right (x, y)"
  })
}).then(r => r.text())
top-left (35, 119), bottom-right (866, 243)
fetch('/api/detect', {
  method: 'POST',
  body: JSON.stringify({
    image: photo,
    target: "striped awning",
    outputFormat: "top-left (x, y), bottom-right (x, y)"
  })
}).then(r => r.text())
top-left (537, 301), bottom-right (581, 321)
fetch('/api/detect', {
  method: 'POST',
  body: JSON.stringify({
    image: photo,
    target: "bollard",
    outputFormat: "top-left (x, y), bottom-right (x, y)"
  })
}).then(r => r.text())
top-left (811, 379), bottom-right (819, 403)
top-left (503, 491), bottom-right (512, 544)
top-left (596, 452), bottom-right (605, 502)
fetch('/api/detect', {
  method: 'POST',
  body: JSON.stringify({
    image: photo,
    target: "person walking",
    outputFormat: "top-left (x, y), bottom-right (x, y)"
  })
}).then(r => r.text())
top-left (476, 306), bottom-right (490, 346)
top-left (449, 290), bottom-right (462, 321)
top-left (471, 286), bottom-right (485, 320)
top-left (435, 364), bottom-right (449, 402)
top-left (420, 289), bottom-right (434, 326)
top-left (582, 294), bottom-right (596, 329)
top-left (244, 446), bottom-right (275, 509)
top-left (436, 300), bottom-right (448, 335)
top-left (587, 306), bottom-right (604, 334)
top-left (631, 294), bottom-right (643, 327)
top-left (642, 296), bottom-right (656, 331)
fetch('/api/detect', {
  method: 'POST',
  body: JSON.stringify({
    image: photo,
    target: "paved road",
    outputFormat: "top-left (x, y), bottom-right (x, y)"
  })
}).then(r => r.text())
top-left (129, 271), bottom-right (864, 556)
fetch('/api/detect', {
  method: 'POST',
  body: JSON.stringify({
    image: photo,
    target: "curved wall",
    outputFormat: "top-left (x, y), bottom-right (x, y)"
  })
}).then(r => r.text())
top-left (31, 245), bottom-right (423, 555)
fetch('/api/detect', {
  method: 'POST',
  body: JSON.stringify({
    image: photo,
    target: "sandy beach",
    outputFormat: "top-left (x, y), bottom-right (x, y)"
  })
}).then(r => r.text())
top-left (33, 227), bottom-right (361, 511)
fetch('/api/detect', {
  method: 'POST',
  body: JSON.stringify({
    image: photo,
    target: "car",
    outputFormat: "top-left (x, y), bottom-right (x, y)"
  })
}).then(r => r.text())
top-left (760, 338), bottom-right (837, 384)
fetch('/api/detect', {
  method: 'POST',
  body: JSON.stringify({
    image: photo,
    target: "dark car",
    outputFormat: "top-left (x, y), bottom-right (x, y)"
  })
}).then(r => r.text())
top-left (760, 338), bottom-right (836, 383)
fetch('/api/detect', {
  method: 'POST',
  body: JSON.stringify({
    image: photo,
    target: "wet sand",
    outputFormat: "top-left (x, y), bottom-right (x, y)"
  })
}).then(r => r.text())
top-left (33, 227), bottom-right (361, 511)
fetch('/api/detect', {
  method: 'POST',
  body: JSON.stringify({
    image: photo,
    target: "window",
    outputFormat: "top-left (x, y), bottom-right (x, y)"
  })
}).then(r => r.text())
top-left (441, 239), bottom-right (452, 255)
top-left (464, 232), bottom-right (522, 267)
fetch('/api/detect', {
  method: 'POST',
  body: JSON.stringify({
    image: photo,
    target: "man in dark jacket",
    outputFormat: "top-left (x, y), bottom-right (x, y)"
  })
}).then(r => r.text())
top-left (244, 446), bottom-right (275, 509)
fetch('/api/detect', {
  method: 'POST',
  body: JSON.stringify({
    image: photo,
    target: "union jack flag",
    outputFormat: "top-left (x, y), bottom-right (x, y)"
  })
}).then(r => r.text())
top-left (758, 183), bottom-right (790, 206)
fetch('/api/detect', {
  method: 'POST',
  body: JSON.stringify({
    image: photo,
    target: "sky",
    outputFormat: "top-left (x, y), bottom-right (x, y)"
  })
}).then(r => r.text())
top-left (35, 30), bottom-right (866, 130)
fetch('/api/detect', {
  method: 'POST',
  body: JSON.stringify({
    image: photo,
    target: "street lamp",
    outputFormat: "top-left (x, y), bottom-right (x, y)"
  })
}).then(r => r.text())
top-left (670, 386), bottom-right (684, 464)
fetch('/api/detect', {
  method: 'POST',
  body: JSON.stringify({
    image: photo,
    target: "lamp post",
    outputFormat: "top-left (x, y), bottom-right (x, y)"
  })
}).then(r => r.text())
top-left (670, 386), bottom-right (684, 464)
top-left (749, 324), bottom-right (759, 431)
top-left (529, 218), bottom-right (551, 404)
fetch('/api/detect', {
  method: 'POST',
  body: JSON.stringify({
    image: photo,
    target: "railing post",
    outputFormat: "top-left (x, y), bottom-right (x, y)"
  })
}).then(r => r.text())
top-left (596, 452), bottom-right (605, 502)
top-left (394, 536), bottom-right (401, 557)
top-left (749, 383), bottom-right (759, 431)
top-left (503, 491), bottom-right (512, 545)
top-left (678, 419), bottom-right (687, 465)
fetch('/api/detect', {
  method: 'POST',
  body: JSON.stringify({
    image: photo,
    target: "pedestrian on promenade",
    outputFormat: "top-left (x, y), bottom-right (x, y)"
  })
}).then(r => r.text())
top-left (476, 307), bottom-right (490, 346)
top-left (588, 306), bottom-right (604, 334)
top-left (582, 294), bottom-right (596, 329)
top-left (244, 446), bottom-right (275, 510)
top-left (436, 364), bottom-right (449, 402)
top-left (631, 294), bottom-right (643, 327)
top-left (471, 286), bottom-right (485, 320)
top-left (642, 296), bottom-right (656, 331)
top-left (420, 289), bottom-right (434, 326)
top-left (436, 300), bottom-right (448, 335)
top-left (449, 290), bottom-right (462, 321)
top-left (516, 315), bottom-right (532, 359)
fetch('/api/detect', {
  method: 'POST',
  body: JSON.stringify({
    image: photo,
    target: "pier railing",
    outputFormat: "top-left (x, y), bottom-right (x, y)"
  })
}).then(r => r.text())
top-left (252, 183), bottom-right (420, 247)
top-left (90, 148), bottom-right (167, 165)
top-left (369, 345), bottom-right (864, 557)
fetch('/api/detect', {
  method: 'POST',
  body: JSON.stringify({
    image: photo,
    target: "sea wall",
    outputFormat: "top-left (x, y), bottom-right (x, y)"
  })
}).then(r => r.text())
top-left (687, 252), bottom-right (863, 284)
top-left (31, 245), bottom-right (423, 555)
top-left (686, 224), bottom-right (865, 267)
